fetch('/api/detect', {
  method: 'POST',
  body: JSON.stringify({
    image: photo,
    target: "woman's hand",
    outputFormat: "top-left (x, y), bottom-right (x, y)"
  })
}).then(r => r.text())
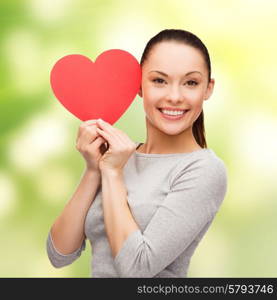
top-left (95, 119), bottom-right (137, 173)
top-left (76, 120), bottom-right (109, 173)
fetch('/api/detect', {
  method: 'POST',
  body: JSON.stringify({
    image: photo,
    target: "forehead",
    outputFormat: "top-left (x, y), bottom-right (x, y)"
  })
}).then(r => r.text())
top-left (144, 41), bottom-right (206, 74)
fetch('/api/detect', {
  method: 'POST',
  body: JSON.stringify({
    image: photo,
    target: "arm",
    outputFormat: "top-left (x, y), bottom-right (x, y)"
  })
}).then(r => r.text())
top-left (102, 158), bottom-right (227, 277)
top-left (47, 168), bottom-right (101, 268)
top-left (101, 170), bottom-right (139, 258)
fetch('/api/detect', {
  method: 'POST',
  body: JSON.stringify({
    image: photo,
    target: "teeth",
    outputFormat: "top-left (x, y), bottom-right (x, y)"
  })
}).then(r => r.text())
top-left (160, 109), bottom-right (186, 116)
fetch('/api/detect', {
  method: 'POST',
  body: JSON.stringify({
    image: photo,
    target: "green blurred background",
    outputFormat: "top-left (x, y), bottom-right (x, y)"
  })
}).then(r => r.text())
top-left (1, 0), bottom-right (277, 277)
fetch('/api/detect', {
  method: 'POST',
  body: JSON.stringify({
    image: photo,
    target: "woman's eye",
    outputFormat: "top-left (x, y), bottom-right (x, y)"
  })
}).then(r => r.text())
top-left (153, 78), bottom-right (165, 84)
top-left (186, 80), bottom-right (198, 86)
top-left (152, 78), bottom-right (198, 86)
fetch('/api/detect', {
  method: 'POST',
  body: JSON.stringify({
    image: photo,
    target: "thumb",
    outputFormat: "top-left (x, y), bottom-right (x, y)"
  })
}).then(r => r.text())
top-left (91, 136), bottom-right (108, 155)
top-left (91, 136), bottom-right (106, 147)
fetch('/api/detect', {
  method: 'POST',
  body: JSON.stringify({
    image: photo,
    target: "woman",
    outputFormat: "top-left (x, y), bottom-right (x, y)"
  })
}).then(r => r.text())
top-left (46, 29), bottom-right (228, 278)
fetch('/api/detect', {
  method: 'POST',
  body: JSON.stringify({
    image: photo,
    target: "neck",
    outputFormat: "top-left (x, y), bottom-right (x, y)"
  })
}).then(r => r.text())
top-left (139, 117), bottom-right (202, 154)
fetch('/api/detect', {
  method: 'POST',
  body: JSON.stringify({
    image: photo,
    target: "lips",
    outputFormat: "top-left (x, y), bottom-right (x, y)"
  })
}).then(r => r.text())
top-left (157, 108), bottom-right (189, 114)
top-left (158, 107), bottom-right (189, 112)
top-left (157, 108), bottom-right (189, 120)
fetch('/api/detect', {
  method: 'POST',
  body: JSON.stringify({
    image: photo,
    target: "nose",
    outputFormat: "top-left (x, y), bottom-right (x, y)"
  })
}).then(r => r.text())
top-left (165, 85), bottom-right (184, 103)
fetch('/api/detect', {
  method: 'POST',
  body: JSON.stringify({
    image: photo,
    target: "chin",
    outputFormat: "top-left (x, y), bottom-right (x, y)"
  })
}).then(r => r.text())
top-left (159, 125), bottom-right (188, 136)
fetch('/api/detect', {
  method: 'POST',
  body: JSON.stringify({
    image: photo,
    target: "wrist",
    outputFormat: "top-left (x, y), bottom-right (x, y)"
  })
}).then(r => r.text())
top-left (100, 168), bottom-right (123, 178)
top-left (85, 167), bottom-right (101, 177)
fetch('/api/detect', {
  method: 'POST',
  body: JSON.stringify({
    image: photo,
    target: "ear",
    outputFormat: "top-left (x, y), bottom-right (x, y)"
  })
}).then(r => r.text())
top-left (138, 86), bottom-right (142, 98)
top-left (203, 78), bottom-right (215, 101)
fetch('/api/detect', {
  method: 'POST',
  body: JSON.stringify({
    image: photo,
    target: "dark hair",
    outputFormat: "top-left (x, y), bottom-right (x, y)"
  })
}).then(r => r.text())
top-left (140, 29), bottom-right (212, 148)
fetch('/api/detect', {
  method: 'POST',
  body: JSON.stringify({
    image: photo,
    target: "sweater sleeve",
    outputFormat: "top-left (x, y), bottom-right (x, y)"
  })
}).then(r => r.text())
top-left (46, 231), bottom-right (86, 268)
top-left (113, 157), bottom-right (227, 277)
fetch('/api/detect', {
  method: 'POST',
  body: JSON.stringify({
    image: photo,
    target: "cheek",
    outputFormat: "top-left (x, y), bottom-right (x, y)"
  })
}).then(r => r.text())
top-left (143, 80), bottom-right (165, 97)
top-left (190, 101), bottom-right (204, 116)
top-left (143, 98), bottom-right (156, 114)
top-left (185, 89), bottom-right (205, 105)
top-left (143, 89), bottom-right (163, 109)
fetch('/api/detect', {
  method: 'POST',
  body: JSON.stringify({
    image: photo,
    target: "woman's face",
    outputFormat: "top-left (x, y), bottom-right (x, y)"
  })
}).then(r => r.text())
top-left (139, 41), bottom-right (214, 136)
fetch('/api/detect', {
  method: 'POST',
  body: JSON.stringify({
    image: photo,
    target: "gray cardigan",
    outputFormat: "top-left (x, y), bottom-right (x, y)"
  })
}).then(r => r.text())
top-left (47, 142), bottom-right (227, 277)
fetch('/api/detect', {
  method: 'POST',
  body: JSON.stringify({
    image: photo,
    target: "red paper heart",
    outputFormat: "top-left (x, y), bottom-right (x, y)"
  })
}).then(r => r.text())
top-left (50, 49), bottom-right (142, 124)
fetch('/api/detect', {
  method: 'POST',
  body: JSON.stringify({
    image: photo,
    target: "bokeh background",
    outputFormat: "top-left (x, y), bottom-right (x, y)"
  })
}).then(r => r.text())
top-left (1, 0), bottom-right (277, 277)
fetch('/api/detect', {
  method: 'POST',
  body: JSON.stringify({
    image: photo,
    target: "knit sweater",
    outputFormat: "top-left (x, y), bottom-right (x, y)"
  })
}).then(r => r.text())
top-left (46, 142), bottom-right (227, 277)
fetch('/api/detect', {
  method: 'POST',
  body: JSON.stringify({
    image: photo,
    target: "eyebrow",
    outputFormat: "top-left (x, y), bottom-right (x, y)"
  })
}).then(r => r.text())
top-left (149, 70), bottom-right (203, 77)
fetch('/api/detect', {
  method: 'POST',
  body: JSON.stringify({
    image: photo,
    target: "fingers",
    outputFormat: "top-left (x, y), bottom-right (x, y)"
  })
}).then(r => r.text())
top-left (76, 120), bottom-right (104, 149)
top-left (96, 127), bottom-right (114, 146)
top-left (88, 135), bottom-right (106, 148)
top-left (77, 119), bottom-right (135, 153)
top-left (82, 127), bottom-right (98, 145)
top-left (88, 136), bottom-right (108, 155)
top-left (96, 119), bottom-right (135, 149)
top-left (77, 119), bottom-right (98, 141)
top-left (96, 119), bottom-right (123, 146)
top-left (96, 119), bottom-right (128, 145)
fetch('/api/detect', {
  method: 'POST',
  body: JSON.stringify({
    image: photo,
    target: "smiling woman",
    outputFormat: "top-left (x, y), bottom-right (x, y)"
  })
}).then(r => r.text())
top-left (46, 29), bottom-right (227, 278)
top-left (138, 30), bottom-right (214, 153)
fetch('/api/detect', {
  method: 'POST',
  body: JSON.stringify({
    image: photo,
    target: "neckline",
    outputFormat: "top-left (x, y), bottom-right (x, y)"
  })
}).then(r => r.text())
top-left (135, 142), bottom-right (211, 158)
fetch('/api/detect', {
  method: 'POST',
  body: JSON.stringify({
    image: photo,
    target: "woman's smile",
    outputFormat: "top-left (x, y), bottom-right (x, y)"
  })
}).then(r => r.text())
top-left (157, 107), bottom-right (189, 121)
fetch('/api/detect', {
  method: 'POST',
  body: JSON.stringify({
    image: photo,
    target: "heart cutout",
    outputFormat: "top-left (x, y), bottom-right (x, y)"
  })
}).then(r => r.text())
top-left (50, 49), bottom-right (142, 124)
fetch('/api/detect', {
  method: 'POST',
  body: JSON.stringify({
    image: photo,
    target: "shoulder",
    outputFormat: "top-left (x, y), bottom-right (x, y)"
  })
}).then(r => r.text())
top-left (170, 149), bottom-right (228, 205)
top-left (172, 149), bottom-right (227, 180)
top-left (196, 149), bottom-right (228, 183)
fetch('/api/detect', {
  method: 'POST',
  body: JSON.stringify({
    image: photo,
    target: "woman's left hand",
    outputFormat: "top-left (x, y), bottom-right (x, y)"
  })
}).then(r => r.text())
top-left (95, 119), bottom-right (137, 173)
